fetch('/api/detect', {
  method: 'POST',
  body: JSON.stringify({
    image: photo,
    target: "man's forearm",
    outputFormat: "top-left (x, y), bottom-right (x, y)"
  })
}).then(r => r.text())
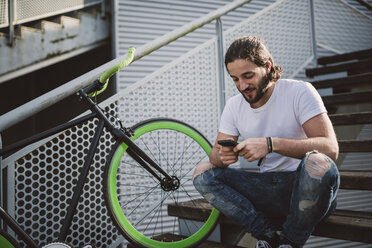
top-left (272, 136), bottom-right (339, 161)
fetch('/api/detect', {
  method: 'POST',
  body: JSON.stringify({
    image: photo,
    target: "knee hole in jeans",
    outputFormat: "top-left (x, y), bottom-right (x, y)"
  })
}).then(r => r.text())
top-left (192, 162), bottom-right (214, 180)
top-left (305, 153), bottom-right (331, 179)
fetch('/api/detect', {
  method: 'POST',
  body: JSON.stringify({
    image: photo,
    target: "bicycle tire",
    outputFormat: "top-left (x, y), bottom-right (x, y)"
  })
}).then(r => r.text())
top-left (104, 118), bottom-right (220, 248)
top-left (0, 229), bottom-right (21, 248)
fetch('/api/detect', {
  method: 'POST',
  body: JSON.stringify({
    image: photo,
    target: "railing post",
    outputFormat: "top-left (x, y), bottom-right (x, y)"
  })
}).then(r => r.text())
top-left (0, 133), bottom-right (2, 228)
top-left (101, 0), bottom-right (106, 18)
top-left (216, 17), bottom-right (226, 114)
top-left (309, 0), bottom-right (318, 65)
top-left (7, 0), bottom-right (15, 46)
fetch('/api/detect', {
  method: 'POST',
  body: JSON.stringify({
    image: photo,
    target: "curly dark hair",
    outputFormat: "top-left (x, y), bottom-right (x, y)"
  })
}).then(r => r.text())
top-left (225, 36), bottom-right (283, 82)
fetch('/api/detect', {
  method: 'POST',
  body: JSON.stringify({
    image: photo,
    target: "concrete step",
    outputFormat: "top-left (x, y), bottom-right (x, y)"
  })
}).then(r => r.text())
top-left (168, 199), bottom-right (372, 244)
top-left (0, 8), bottom-right (109, 80)
top-left (126, 233), bottom-right (245, 248)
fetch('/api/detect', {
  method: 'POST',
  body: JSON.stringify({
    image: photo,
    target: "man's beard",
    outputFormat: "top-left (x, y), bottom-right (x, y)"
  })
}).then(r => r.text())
top-left (238, 74), bottom-right (270, 104)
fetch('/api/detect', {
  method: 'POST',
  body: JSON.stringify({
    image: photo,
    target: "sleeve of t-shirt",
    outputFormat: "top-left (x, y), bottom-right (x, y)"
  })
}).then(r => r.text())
top-left (296, 82), bottom-right (327, 125)
top-left (219, 98), bottom-right (240, 136)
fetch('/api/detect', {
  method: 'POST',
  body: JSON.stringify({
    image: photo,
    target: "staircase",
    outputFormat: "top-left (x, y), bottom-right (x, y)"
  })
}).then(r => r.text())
top-left (152, 48), bottom-right (372, 247)
top-left (0, 6), bottom-right (110, 82)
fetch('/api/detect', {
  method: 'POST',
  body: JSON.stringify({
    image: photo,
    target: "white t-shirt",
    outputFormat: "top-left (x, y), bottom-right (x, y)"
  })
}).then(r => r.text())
top-left (219, 79), bottom-right (327, 172)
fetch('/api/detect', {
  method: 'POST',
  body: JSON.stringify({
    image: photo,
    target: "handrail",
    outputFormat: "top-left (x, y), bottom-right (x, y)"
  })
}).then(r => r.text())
top-left (0, 0), bottom-right (251, 133)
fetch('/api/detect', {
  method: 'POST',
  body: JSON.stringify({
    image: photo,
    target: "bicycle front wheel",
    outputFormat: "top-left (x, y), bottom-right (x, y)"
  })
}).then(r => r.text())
top-left (104, 118), bottom-right (220, 248)
top-left (0, 229), bottom-right (21, 248)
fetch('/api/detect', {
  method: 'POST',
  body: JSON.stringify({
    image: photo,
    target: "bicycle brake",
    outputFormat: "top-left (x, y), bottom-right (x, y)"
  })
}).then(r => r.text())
top-left (121, 127), bottom-right (135, 137)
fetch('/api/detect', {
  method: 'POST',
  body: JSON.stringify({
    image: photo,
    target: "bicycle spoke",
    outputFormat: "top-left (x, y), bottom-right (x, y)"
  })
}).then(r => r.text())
top-left (139, 136), bottom-right (162, 166)
top-left (119, 184), bottom-right (159, 209)
top-left (133, 190), bottom-right (171, 227)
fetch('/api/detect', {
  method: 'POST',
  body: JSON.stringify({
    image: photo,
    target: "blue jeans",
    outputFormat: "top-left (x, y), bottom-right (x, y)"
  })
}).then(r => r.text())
top-left (193, 151), bottom-right (340, 246)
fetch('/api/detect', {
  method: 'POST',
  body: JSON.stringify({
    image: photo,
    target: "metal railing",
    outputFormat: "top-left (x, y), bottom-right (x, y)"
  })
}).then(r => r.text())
top-left (0, 0), bottom-right (251, 133)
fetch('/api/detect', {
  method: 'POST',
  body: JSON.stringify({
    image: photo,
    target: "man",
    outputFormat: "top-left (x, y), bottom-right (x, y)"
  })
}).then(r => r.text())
top-left (192, 36), bottom-right (340, 248)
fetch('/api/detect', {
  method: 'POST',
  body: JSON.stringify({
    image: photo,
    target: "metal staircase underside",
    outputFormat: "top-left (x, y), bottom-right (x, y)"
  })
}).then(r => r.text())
top-left (0, 6), bottom-right (110, 83)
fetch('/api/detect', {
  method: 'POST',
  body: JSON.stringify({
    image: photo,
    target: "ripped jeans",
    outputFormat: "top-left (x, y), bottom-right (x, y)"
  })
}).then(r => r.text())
top-left (193, 151), bottom-right (340, 246)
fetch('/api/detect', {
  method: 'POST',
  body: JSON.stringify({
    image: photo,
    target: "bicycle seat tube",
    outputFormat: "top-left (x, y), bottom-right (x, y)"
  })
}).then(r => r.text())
top-left (78, 89), bottom-right (173, 182)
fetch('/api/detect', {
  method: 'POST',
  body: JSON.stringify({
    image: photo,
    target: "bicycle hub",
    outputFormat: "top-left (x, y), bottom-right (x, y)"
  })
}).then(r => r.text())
top-left (160, 176), bottom-right (180, 191)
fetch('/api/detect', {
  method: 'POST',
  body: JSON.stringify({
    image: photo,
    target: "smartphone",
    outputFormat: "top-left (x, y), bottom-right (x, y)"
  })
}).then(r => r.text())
top-left (218, 139), bottom-right (238, 147)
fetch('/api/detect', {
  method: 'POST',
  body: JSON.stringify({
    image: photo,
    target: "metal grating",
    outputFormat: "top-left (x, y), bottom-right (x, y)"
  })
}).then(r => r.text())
top-left (0, 0), bottom-right (8, 28)
top-left (314, 0), bottom-right (372, 53)
top-left (223, 0), bottom-right (314, 100)
top-left (14, 0), bottom-right (103, 24)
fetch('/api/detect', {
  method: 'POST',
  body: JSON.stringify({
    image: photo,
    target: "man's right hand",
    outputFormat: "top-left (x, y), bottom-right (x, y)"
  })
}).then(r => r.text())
top-left (209, 133), bottom-right (239, 168)
top-left (218, 143), bottom-right (238, 166)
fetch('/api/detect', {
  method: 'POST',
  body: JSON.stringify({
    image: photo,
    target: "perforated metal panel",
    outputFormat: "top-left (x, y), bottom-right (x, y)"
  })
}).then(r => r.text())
top-left (11, 118), bottom-right (118, 247)
top-left (314, 0), bottom-right (372, 53)
top-left (108, 39), bottom-right (221, 143)
top-left (0, 0), bottom-right (8, 28)
top-left (223, 0), bottom-right (314, 100)
top-left (14, 0), bottom-right (102, 24)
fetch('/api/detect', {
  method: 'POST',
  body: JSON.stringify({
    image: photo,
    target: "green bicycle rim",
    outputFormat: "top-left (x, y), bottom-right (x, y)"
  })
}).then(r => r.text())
top-left (107, 120), bottom-right (220, 248)
top-left (0, 234), bottom-right (16, 248)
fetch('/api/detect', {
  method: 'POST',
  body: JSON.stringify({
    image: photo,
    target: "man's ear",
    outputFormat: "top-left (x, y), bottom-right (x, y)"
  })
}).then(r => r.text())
top-left (266, 60), bottom-right (272, 75)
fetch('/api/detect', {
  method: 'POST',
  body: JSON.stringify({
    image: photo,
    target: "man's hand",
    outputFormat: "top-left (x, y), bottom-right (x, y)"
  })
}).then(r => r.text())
top-left (218, 144), bottom-right (238, 166)
top-left (234, 137), bottom-right (268, 162)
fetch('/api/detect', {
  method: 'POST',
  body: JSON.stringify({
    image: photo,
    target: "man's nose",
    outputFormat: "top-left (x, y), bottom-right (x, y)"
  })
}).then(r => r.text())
top-left (238, 78), bottom-right (249, 89)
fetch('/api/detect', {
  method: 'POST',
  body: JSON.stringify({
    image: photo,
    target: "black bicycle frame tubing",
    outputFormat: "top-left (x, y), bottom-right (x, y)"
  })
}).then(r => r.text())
top-left (0, 206), bottom-right (39, 248)
top-left (0, 112), bottom-right (97, 157)
top-left (125, 148), bottom-right (163, 181)
top-left (119, 132), bottom-right (173, 181)
top-left (79, 90), bottom-right (173, 181)
top-left (58, 120), bottom-right (105, 241)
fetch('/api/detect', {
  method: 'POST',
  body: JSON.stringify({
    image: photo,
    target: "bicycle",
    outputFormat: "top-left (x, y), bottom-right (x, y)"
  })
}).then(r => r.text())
top-left (0, 47), bottom-right (220, 248)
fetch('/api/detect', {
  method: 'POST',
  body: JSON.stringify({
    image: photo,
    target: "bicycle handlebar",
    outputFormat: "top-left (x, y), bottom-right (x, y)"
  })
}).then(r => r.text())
top-left (88, 47), bottom-right (135, 97)
top-left (99, 47), bottom-right (135, 84)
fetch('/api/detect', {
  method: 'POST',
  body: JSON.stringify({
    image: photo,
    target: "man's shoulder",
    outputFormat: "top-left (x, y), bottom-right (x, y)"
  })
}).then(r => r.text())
top-left (277, 78), bottom-right (310, 87)
top-left (226, 93), bottom-right (244, 105)
top-left (277, 79), bottom-right (313, 93)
